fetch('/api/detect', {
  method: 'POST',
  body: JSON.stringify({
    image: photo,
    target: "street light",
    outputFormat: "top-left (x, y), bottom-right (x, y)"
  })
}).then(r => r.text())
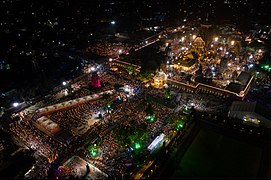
top-left (111, 21), bottom-right (115, 25)
top-left (62, 81), bottom-right (67, 86)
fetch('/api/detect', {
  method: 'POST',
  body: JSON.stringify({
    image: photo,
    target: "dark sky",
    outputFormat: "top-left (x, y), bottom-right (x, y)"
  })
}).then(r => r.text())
top-left (0, 0), bottom-right (270, 93)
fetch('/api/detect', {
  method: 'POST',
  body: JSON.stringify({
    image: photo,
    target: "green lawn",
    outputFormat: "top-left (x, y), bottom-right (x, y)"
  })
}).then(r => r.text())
top-left (172, 128), bottom-right (263, 178)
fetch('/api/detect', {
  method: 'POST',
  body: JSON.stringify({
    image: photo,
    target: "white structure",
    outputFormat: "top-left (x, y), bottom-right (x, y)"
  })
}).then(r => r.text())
top-left (147, 133), bottom-right (165, 153)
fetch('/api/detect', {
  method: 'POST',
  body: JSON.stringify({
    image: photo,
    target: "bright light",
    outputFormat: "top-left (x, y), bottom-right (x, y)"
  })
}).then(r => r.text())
top-left (146, 114), bottom-right (156, 121)
top-left (181, 37), bottom-right (185, 42)
top-left (237, 66), bottom-right (240, 71)
top-left (249, 64), bottom-right (254, 68)
top-left (211, 44), bottom-right (213, 47)
top-left (134, 143), bottom-right (141, 149)
top-left (118, 49), bottom-right (122, 54)
top-left (109, 58), bottom-right (113, 62)
top-left (227, 63), bottom-right (231, 66)
top-left (177, 123), bottom-right (183, 130)
top-left (91, 150), bottom-right (97, 157)
top-left (62, 81), bottom-right (67, 86)
top-left (219, 47), bottom-right (223, 51)
top-left (211, 67), bottom-right (215, 71)
top-left (230, 40), bottom-right (235, 46)
top-left (13, 102), bottom-right (19, 107)
top-left (145, 40), bottom-right (148, 44)
top-left (124, 86), bottom-right (129, 92)
top-left (258, 49), bottom-right (262, 53)
top-left (192, 35), bottom-right (196, 39)
top-left (111, 21), bottom-right (115, 25)
top-left (147, 133), bottom-right (165, 153)
top-left (214, 37), bottom-right (218, 42)
top-left (90, 67), bottom-right (95, 71)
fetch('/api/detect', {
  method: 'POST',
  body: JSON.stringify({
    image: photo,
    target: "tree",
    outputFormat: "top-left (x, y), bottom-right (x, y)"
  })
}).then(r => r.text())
top-left (138, 70), bottom-right (154, 82)
top-left (126, 64), bottom-right (136, 75)
top-left (165, 88), bottom-right (172, 99)
top-left (145, 103), bottom-right (154, 116)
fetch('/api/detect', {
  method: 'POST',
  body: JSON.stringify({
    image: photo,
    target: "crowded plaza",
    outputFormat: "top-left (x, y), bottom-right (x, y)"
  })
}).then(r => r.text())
top-left (2, 19), bottom-right (270, 179)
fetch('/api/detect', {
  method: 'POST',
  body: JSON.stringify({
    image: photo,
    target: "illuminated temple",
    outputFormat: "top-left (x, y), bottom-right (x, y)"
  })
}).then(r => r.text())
top-left (191, 36), bottom-right (206, 54)
top-left (152, 70), bottom-right (167, 88)
top-left (173, 52), bottom-right (198, 71)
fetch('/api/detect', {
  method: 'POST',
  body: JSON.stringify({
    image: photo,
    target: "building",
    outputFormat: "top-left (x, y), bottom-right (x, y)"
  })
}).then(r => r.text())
top-left (108, 58), bottom-right (141, 75)
top-left (199, 20), bottom-right (213, 47)
top-left (173, 53), bottom-right (198, 71)
top-left (228, 101), bottom-right (271, 128)
top-left (152, 70), bottom-right (167, 89)
top-left (191, 36), bottom-right (206, 54)
top-left (90, 72), bottom-right (101, 88)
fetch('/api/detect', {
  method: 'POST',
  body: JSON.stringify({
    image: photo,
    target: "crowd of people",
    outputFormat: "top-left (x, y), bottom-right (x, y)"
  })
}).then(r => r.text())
top-left (7, 62), bottom-right (193, 179)
top-left (46, 99), bottom-right (105, 135)
top-left (85, 42), bottom-right (131, 57)
top-left (8, 118), bottom-right (62, 160)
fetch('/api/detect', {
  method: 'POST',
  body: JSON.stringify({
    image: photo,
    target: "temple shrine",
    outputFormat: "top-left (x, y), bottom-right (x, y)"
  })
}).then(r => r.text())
top-left (89, 71), bottom-right (101, 88)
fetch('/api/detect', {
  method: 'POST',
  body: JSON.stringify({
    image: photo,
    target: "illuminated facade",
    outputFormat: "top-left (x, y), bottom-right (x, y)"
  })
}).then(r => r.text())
top-left (167, 74), bottom-right (254, 100)
top-left (191, 36), bottom-right (206, 54)
top-left (152, 70), bottom-right (167, 89)
top-left (173, 53), bottom-right (198, 71)
top-left (90, 72), bottom-right (101, 88)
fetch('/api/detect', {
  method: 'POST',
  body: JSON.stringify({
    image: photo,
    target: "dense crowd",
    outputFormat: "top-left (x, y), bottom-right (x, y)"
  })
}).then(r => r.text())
top-left (85, 42), bottom-right (131, 57)
top-left (7, 58), bottom-right (229, 179)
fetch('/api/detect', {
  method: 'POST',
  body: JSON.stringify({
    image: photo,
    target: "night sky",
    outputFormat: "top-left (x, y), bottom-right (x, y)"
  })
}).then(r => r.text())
top-left (0, 0), bottom-right (270, 92)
